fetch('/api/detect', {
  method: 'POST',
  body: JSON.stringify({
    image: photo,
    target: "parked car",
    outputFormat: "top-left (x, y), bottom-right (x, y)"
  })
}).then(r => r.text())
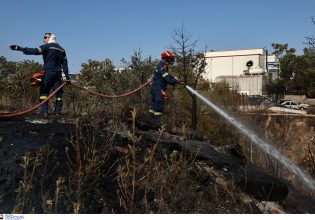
top-left (248, 95), bottom-right (273, 106)
top-left (278, 99), bottom-right (291, 106)
top-left (280, 100), bottom-right (309, 110)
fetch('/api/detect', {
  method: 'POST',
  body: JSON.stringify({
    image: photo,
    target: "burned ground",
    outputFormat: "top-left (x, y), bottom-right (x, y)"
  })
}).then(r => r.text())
top-left (0, 115), bottom-right (315, 213)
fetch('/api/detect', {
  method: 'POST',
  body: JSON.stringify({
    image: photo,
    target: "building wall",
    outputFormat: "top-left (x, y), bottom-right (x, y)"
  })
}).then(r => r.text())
top-left (204, 48), bottom-right (267, 83)
top-left (216, 75), bottom-right (267, 95)
top-left (267, 55), bottom-right (280, 81)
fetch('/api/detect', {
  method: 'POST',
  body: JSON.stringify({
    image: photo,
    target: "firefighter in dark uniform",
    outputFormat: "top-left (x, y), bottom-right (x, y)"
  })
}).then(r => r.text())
top-left (149, 51), bottom-right (180, 128)
top-left (10, 33), bottom-right (70, 118)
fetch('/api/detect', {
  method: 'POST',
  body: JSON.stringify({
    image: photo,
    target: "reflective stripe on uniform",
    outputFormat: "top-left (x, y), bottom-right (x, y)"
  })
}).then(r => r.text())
top-left (56, 97), bottom-right (62, 101)
top-left (162, 72), bottom-right (169, 78)
top-left (40, 96), bottom-right (48, 100)
top-left (149, 109), bottom-right (162, 116)
top-left (49, 47), bottom-right (65, 52)
top-left (37, 47), bottom-right (42, 53)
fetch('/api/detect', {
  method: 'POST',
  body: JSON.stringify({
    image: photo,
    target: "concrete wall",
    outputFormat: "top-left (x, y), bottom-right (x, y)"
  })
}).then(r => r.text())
top-left (204, 48), bottom-right (267, 82)
top-left (216, 75), bottom-right (267, 95)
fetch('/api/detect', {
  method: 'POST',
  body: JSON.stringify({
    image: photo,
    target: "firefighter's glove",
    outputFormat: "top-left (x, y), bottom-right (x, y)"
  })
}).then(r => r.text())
top-left (10, 45), bottom-right (22, 51)
top-left (62, 73), bottom-right (67, 81)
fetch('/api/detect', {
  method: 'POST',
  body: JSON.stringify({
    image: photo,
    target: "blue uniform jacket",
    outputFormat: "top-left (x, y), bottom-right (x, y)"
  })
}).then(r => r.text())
top-left (22, 43), bottom-right (69, 78)
top-left (151, 61), bottom-right (178, 90)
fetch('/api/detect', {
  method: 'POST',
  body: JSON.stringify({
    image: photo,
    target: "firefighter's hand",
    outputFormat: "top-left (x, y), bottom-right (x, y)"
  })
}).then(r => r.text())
top-left (10, 45), bottom-right (22, 51)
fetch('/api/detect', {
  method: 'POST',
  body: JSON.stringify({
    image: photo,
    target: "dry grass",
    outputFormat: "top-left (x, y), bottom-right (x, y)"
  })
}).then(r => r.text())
top-left (12, 146), bottom-right (57, 213)
top-left (116, 109), bottom-right (259, 213)
top-left (5, 73), bottom-right (315, 213)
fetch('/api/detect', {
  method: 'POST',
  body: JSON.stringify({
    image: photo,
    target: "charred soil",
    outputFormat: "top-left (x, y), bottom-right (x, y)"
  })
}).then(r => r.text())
top-left (0, 115), bottom-right (315, 213)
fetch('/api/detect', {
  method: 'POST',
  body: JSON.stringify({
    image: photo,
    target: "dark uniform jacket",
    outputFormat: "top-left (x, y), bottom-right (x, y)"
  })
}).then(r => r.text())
top-left (151, 61), bottom-right (178, 90)
top-left (22, 43), bottom-right (69, 78)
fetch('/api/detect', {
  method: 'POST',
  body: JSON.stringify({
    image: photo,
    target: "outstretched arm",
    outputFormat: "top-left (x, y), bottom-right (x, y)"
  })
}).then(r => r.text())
top-left (10, 44), bottom-right (45, 55)
top-left (22, 46), bottom-right (43, 55)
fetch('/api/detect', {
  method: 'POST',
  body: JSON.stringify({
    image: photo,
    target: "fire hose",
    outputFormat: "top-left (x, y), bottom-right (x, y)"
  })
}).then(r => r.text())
top-left (70, 80), bottom-right (152, 98)
top-left (0, 80), bottom-right (152, 118)
top-left (0, 82), bottom-right (67, 118)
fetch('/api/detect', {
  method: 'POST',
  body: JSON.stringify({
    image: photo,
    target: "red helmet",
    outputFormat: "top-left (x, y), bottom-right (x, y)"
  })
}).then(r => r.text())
top-left (161, 50), bottom-right (175, 63)
top-left (29, 72), bottom-right (44, 87)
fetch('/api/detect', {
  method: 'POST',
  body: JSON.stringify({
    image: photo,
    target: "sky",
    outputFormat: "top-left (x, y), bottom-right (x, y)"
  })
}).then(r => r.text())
top-left (1, 0), bottom-right (315, 73)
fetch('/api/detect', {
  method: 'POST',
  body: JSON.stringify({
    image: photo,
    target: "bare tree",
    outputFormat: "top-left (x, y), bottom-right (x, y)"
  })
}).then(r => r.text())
top-left (304, 17), bottom-right (315, 48)
top-left (170, 25), bottom-right (207, 130)
top-left (170, 25), bottom-right (198, 85)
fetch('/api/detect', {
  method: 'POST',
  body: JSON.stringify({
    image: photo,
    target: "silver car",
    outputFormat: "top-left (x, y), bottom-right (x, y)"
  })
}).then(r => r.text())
top-left (280, 100), bottom-right (309, 110)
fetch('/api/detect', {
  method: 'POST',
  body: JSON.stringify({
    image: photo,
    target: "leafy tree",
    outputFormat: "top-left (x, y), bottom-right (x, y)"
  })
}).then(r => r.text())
top-left (0, 56), bottom-right (16, 93)
top-left (271, 42), bottom-right (315, 97)
top-left (0, 58), bottom-right (42, 108)
top-left (266, 80), bottom-right (285, 99)
top-left (300, 48), bottom-right (315, 97)
top-left (128, 49), bottom-right (156, 84)
top-left (78, 59), bottom-right (116, 90)
top-left (271, 43), bottom-right (297, 95)
top-left (9, 60), bottom-right (42, 107)
top-left (271, 43), bottom-right (296, 81)
top-left (76, 53), bottom-right (156, 117)
top-left (291, 52), bottom-right (310, 94)
top-left (303, 17), bottom-right (315, 97)
top-left (121, 50), bottom-right (156, 109)
top-left (271, 43), bottom-right (296, 58)
top-left (0, 56), bottom-right (16, 78)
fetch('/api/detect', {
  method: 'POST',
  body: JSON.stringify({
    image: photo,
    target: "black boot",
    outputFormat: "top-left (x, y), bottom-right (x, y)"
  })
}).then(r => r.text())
top-left (150, 120), bottom-right (162, 130)
top-left (53, 113), bottom-right (61, 122)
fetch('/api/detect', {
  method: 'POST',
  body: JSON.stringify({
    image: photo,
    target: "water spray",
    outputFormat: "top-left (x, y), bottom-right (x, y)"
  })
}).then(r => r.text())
top-left (184, 85), bottom-right (315, 190)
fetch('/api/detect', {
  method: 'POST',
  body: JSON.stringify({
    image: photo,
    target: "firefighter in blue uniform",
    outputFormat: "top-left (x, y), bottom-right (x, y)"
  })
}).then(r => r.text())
top-left (10, 33), bottom-right (70, 118)
top-left (149, 51), bottom-right (180, 128)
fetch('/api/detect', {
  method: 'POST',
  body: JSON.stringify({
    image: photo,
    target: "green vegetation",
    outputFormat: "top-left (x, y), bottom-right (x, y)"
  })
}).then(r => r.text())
top-left (267, 43), bottom-right (315, 97)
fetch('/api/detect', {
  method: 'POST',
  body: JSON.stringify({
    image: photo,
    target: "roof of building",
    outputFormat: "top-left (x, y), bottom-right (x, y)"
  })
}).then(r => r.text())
top-left (205, 48), bottom-right (266, 58)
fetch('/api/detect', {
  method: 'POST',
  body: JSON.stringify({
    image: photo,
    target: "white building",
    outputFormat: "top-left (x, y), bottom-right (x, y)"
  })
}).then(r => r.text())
top-left (267, 54), bottom-right (280, 81)
top-left (203, 48), bottom-right (270, 95)
top-left (204, 48), bottom-right (267, 82)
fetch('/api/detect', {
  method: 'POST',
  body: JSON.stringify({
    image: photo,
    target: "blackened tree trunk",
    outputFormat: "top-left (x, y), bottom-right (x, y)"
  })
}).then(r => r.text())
top-left (191, 94), bottom-right (197, 130)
